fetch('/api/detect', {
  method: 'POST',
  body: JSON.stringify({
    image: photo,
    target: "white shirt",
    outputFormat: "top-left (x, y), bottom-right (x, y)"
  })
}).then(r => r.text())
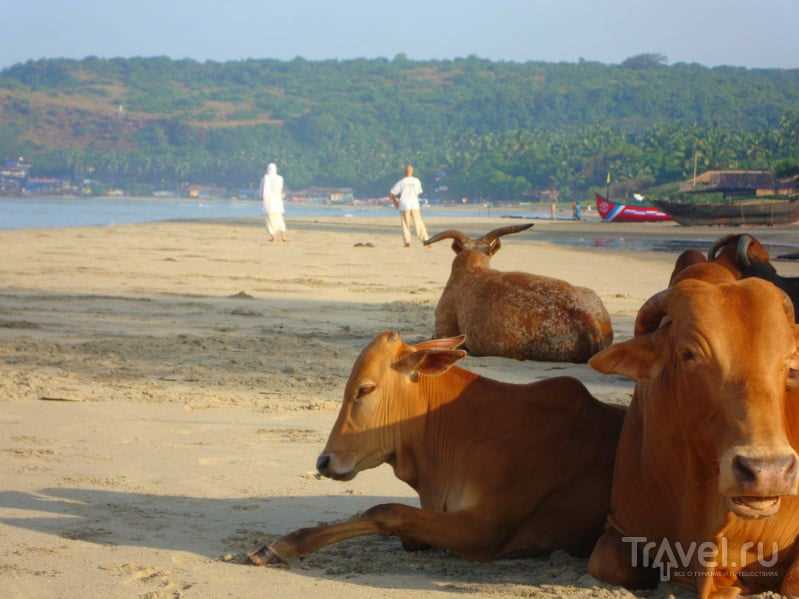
top-left (390, 176), bottom-right (423, 211)
top-left (261, 171), bottom-right (284, 214)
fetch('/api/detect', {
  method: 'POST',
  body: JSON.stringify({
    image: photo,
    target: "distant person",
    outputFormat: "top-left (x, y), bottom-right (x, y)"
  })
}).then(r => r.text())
top-left (389, 164), bottom-right (429, 247)
top-left (260, 163), bottom-right (287, 242)
top-left (550, 201), bottom-right (558, 220)
top-left (573, 202), bottom-right (582, 221)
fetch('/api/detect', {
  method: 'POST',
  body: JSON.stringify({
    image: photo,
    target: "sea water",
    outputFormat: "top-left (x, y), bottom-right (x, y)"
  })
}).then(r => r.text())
top-left (0, 196), bottom-right (540, 230)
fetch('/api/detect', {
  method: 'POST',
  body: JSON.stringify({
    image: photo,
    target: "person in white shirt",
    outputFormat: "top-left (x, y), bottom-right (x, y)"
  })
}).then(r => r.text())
top-left (260, 162), bottom-right (287, 242)
top-left (389, 164), bottom-right (429, 247)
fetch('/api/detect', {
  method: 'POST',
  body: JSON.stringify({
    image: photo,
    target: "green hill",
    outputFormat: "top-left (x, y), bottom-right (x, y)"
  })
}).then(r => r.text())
top-left (1, 56), bottom-right (798, 197)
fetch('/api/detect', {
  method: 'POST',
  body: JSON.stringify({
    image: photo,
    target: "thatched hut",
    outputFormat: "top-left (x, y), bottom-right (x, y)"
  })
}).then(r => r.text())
top-left (679, 170), bottom-right (775, 197)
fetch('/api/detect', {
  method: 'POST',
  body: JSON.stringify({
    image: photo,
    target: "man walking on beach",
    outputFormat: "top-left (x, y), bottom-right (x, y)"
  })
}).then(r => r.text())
top-left (389, 164), bottom-right (428, 247)
top-left (260, 162), bottom-right (287, 242)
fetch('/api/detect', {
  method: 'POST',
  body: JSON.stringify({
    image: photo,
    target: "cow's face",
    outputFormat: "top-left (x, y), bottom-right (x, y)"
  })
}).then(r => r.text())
top-left (316, 332), bottom-right (466, 481)
top-left (592, 278), bottom-right (799, 519)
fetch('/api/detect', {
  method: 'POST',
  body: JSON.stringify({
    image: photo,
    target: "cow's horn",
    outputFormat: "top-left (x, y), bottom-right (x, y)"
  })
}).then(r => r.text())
top-left (424, 230), bottom-right (471, 247)
top-left (634, 289), bottom-right (671, 336)
top-left (736, 234), bottom-right (753, 268)
top-left (708, 235), bottom-right (735, 261)
top-left (480, 224), bottom-right (534, 243)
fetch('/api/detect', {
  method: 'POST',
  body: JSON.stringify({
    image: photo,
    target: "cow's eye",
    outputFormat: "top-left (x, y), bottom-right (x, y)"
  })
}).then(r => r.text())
top-left (788, 369), bottom-right (799, 389)
top-left (356, 383), bottom-right (376, 400)
top-left (681, 349), bottom-right (696, 363)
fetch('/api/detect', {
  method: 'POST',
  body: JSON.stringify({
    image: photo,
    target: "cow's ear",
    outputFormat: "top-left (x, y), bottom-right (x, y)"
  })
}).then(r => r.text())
top-left (589, 334), bottom-right (659, 381)
top-left (413, 335), bottom-right (466, 352)
top-left (393, 349), bottom-right (466, 378)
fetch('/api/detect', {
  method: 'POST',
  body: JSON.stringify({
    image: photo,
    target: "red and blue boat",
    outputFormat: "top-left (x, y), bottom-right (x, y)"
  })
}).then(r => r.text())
top-left (595, 193), bottom-right (672, 223)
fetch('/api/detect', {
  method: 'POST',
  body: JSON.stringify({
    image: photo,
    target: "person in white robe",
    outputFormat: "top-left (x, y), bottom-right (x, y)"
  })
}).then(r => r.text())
top-left (260, 163), bottom-right (287, 242)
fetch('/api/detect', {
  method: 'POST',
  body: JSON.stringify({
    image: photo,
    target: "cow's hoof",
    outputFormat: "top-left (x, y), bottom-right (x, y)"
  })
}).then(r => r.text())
top-left (248, 545), bottom-right (288, 567)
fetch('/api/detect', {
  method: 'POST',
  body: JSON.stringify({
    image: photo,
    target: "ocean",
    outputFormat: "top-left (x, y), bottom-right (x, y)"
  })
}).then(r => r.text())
top-left (0, 196), bottom-right (542, 231)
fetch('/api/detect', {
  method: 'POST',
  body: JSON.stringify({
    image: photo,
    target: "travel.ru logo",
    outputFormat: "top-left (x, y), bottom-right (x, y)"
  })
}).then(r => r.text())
top-left (622, 536), bottom-right (780, 581)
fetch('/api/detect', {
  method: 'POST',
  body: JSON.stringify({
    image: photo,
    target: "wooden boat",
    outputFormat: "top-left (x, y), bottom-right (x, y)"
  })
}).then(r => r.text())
top-left (653, 197), bottom-right (799, 226)
top-left (595, 194), bottom-right (671, 223)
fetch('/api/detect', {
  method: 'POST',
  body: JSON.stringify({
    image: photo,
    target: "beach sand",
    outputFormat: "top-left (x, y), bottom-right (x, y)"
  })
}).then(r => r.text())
top-left (2, 217), bottom-right (798, 598)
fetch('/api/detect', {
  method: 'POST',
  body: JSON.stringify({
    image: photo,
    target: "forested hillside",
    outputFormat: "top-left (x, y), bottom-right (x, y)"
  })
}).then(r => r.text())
top-left (1, 55), bottom-right (798, 197)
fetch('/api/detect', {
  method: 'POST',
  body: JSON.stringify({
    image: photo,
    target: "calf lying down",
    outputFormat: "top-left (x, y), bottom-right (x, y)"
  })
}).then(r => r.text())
top-left (249, 332), bottom-right (624, 565)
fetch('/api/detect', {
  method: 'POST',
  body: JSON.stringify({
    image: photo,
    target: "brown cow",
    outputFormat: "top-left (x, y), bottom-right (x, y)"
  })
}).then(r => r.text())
top-left (425, 224), bottom-right (613, 362)
top-left (707, 233), bottom-right (772, 273)
top-left (249, 331), bottom-right (624, 565)
top-left (587, 276), bottom-right (799, 597)
top-left (670, 234), bottom-right (773, 286)
top-left (668, 249), bottom-right (708, 286)
top-left (671, 234), bottom-right (799, 322)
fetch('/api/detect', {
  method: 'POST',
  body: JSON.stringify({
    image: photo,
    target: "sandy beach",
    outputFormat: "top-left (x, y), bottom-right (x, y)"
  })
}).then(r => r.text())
top-left (2, 216), bottom-right (799, 599)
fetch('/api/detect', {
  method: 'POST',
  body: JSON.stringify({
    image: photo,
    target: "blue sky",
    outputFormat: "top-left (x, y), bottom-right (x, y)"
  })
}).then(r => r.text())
top-left (2, 0), bottom-right (797, 69)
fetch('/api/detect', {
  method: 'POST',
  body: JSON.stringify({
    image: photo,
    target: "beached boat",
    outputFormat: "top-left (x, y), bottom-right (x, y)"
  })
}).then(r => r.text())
top-left (655, 169), bottom-right (799, 226)
top-left (652, 197), bottom-right (799, 226)
top-left (595, 193), bottom-right (672, 223)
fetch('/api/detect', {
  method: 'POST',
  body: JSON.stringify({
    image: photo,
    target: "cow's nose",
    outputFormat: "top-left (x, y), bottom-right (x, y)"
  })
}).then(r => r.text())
top-left (316, 454), bottom-right (331, 474)
top-left (733, 453), bottom-right (798, 489)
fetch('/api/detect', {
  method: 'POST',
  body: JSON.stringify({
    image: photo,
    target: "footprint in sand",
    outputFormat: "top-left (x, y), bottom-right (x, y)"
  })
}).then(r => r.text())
top-left (103, 563), bottom-right (192, 598)
top-left (3, 448), bottom-right (57, 459)
top-left (255, 427), bottom-right (324, 443)
top-left (197, 456), bottom-right (239, 466)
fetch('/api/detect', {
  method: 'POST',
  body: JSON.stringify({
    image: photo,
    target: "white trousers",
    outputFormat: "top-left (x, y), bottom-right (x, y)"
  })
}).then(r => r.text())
top-left (266, 212), bottom-right (287, 236)
top-left (400, 209), bottom-right (429, 245)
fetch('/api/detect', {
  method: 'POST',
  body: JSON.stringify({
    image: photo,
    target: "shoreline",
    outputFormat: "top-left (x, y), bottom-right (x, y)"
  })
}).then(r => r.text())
top-left (133, 216), bottom-right (799, 255)
top-left (4, 194), bottom-right (799, 256)
top-left (8, 212), bottom-right (799, 254)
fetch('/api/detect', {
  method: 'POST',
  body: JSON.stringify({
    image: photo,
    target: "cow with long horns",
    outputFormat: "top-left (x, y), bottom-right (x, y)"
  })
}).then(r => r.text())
top-left (424, 224), bottom-right (613, 362)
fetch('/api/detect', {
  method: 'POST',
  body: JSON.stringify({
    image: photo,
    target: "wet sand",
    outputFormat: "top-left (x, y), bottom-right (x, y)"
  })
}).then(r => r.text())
top-left (1, 217), bottom-right (798, 598)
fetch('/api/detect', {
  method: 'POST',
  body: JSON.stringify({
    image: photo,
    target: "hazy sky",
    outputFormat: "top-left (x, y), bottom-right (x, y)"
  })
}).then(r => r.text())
top-left (2, 0), bottom-right (798, 69)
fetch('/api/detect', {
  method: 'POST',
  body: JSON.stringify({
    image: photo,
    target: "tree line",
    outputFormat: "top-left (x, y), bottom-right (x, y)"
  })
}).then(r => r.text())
top-left (1, 55), bottom-right (798, 198)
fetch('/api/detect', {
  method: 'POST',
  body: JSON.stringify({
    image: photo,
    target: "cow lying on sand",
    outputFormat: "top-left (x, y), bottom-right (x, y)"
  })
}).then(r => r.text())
top-left (666, 234), bottom-right (761, 286)
top-left (249, 331), bottom-right (624, 565)
top-left (425, 224), bottom-right (613, 362)
top-left (706, 233), bottom-right (799, 322)
top-left (588, 265), bottom-right (799, 597)
top-left (670, 233), bottom-right (795, 291)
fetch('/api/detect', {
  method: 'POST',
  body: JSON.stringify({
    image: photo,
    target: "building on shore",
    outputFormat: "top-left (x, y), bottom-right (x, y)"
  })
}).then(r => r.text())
top-left (24, 177), bottom-right (70, 195)
top-left (0, 157), bottom-right (31, 194)
top-left (288, 187), bottom-right (354, 204)
top-left (679, 169), bottom-right (799, 199)
top-left (777, 175), bottom-right (799, 195)
top-left (184, 184), bottom-right (227, 199)
top-left (679, 170), bottom-right (774, 198)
